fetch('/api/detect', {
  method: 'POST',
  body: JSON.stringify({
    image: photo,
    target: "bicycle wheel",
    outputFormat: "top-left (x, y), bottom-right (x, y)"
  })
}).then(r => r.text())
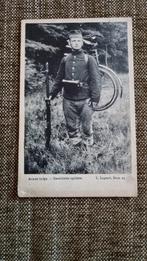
top-left (94, 65), bottom-right (122, 111)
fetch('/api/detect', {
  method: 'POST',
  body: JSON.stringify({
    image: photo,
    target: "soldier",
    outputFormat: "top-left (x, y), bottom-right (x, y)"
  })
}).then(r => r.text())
top-left (49, 30), bottom-right (101, 146)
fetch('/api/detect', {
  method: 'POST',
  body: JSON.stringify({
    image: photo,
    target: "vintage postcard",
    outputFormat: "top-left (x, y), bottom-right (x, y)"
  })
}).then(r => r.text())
top-left (18, 17), bottom-right (137, 197)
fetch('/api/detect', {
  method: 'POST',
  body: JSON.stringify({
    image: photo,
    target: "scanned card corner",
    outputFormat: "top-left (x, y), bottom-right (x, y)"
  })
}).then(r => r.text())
top-left (17, 187), bottom-right (26, 198)
top-left (18, 17), bottom-right (137, 197)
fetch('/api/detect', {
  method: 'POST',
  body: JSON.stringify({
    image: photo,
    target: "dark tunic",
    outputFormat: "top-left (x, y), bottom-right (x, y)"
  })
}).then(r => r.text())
top-left (51, 49), bottom-right (101, 102)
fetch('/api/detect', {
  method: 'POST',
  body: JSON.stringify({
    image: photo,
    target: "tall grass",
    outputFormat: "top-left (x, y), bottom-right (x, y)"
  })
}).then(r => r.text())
top-left (24, 74), bottom-right (131, 174)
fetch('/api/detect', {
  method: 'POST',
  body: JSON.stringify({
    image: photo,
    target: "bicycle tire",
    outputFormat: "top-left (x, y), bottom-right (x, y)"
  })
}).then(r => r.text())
top-left (94, 65), bottom-right (120, 111)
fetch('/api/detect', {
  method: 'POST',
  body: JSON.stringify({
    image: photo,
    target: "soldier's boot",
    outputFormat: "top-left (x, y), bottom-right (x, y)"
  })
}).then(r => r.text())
top-left (69, 136), bottom-right (82, 146)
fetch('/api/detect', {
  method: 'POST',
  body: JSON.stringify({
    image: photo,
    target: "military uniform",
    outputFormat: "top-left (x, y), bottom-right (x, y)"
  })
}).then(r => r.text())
top-left (50, 49), bottom-right (101, 145)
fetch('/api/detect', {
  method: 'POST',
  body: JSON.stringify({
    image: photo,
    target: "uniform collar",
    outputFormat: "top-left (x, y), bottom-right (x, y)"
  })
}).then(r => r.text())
top-left (72, 49), bottom-right (84, 55)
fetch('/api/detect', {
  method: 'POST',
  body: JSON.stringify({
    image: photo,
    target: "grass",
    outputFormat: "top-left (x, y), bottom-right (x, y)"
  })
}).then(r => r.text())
top-left (24, 74), bottom-right (131, 174)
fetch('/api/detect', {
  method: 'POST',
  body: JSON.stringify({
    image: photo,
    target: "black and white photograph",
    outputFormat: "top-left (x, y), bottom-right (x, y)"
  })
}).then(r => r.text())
top-left (18, 18), bottom-right (137, 197)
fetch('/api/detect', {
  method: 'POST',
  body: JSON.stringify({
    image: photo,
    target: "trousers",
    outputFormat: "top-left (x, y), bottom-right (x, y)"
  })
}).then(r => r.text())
top-left (63, 98), bottom-right (94, 145)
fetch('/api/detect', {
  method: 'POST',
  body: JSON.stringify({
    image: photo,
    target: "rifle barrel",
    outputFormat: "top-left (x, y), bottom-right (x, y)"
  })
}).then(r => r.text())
top-left (45, 62), bottom-right (51, 148)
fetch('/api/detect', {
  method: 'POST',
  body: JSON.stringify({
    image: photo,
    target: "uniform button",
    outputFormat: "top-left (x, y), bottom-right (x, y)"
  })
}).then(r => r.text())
top-left (73, 56), bottom-right (76, 59)
top-left (73, 61), bottom-right (75, 63)
top-left (72, 67), bottom-right (75, 70)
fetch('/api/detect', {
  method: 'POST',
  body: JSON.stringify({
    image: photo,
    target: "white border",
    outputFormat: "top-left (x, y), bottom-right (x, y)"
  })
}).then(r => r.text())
top-left (18, 17), bottom-right (137, 197)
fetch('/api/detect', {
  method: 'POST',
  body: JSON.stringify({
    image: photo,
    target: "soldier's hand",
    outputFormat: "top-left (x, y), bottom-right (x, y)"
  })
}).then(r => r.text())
top-left (92, 102), bottom-right (99, 110)
top-left (88, 99), bottom-right (92, 106)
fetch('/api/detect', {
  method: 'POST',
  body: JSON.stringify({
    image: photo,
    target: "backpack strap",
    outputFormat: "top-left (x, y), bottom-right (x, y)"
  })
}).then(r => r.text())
top-left (84, 53), bottom-right (89, 64)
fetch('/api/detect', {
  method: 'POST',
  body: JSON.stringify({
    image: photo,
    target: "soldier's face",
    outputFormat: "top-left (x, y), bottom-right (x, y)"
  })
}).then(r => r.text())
top-left (69, 37), bottom-right (83, 50)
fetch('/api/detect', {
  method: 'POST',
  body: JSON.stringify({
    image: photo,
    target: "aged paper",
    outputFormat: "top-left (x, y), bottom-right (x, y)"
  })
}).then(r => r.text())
top-left (18, 17), bottom-right (137, 197)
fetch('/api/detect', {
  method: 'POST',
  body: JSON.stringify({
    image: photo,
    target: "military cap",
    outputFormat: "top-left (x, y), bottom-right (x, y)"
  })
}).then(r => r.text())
top-left (68, 30), bottom-right (83, 39)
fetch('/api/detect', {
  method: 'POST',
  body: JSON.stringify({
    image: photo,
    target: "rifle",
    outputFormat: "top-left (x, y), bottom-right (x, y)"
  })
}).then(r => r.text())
top-left (45, 62), bottom-right (51, 149)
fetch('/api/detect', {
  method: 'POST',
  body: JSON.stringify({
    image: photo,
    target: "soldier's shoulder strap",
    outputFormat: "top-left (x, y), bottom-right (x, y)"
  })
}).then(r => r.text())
top-left (63, 53), bottom-right (72, 62)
